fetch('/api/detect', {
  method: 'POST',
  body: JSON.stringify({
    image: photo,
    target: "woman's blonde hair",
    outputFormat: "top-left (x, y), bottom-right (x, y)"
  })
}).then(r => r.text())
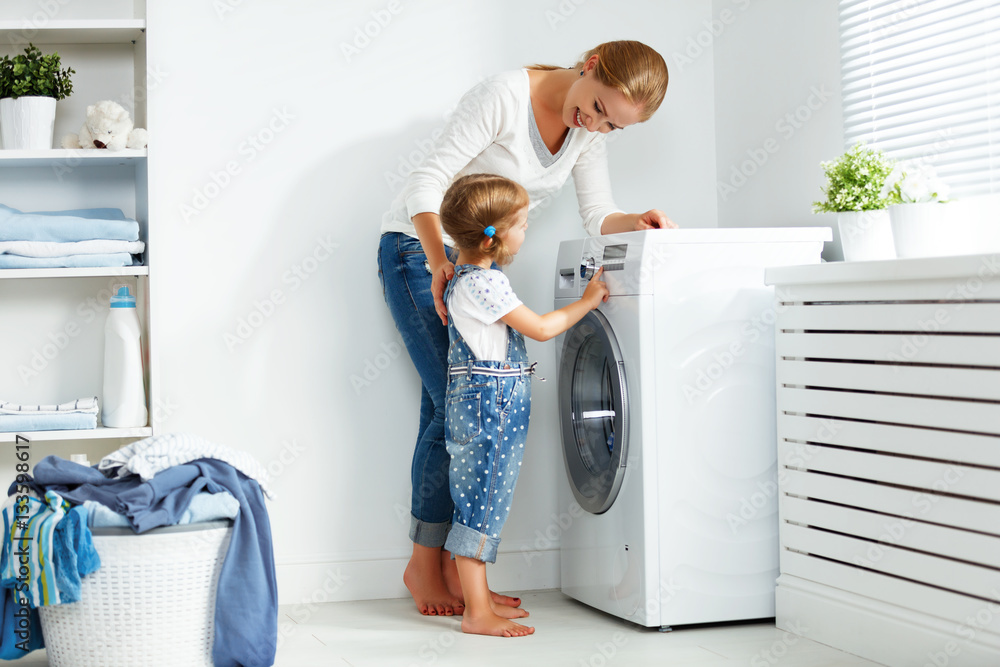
top-left (529, 40), bottom-right (668, 122)
top-left (440, 174), bottom-right (529, 266)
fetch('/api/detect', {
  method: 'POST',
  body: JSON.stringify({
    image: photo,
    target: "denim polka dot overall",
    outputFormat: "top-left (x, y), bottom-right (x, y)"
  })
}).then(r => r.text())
top-left (442, 264), bottom-right (536, 563)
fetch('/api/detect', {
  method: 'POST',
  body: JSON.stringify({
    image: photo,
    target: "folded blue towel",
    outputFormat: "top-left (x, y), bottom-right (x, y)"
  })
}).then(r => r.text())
top-left (0, 204), bottom-right (139, 243)
top-left (0, 413), bottom-right (97, 433)
top-left (28, 207), bottom-right (128, 220)
top-left (0, 253), bottom-right (137, 269)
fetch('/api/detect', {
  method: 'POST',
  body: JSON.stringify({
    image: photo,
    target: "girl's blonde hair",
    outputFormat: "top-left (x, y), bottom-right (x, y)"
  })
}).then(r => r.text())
top-left (529, 40), bottom-right (668, 122)
top-left (440, 174), bottom-right (529, 266)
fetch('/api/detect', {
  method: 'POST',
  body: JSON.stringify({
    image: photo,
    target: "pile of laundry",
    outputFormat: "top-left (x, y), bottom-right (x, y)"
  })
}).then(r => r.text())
top-left (0, 397), bottom-right (100, 433)
top-left (0, 433), bottom-right (277, 667)
top-left (0, 204), bottom-right (144, 269)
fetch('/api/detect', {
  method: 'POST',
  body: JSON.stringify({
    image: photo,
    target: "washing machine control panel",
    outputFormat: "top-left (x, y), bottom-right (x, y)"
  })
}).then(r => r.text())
top-left (600, 244), bottom-right (627, 272)
top-left (579, 245), bottom-right (628, 284)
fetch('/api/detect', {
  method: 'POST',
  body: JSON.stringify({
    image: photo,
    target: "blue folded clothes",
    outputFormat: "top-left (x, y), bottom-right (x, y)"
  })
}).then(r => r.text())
top-left (0, 398), bottom-right (99, 433)
top-left (0, 414), bottom-right (97, 433)
top-left (0, 204), bottom-right (139, 243)
top-left (26, 207), bottom-right (128, 220)
top-left (0, 253), bottom-right (137, 269)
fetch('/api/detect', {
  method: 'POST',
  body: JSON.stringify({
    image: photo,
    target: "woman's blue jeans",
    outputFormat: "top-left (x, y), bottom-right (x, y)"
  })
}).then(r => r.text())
top-left (377, 232), bottom-right (458, 547)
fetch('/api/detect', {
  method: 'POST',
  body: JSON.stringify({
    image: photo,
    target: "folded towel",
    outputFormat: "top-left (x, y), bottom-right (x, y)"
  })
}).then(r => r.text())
top-left (0, 398), bottom-right (99, 415)
top-left (0, 240), bottom-right (145, 258)
top-left (26, 207), bottom-right (128, 220)
top-left (0, 204), bottom-right (139, 243)
top-left (0, 253), bottom-right (137, 269)
top-left (0, 414), bottom-right (97, 433)
top-left (0, 398), bottom-right (100, 433)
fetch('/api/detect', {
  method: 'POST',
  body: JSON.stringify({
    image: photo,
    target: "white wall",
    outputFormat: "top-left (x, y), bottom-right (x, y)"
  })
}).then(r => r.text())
top-left (143, 0), bottom-right (719, 604)
top-left (0, 0), bottom-right (845, 607)
top-left (712, 0), bottom-right (845, 260)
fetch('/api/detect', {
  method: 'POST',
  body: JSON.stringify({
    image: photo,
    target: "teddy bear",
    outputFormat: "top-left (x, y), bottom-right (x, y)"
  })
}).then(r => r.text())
top-left (61, 100), bottom-right (148, 151)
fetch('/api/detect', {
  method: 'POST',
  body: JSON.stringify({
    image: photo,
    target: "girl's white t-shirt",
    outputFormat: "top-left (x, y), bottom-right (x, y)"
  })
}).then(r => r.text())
top-left (448, 268), bottom-right (522, 361)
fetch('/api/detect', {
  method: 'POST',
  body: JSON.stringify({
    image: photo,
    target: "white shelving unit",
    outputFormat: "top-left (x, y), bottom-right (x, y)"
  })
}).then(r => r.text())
top-left (0, 427), bottom-right (150, 445)
top-left (0, 5), bottom-right (153, 444)
top-left (0, 148), bottom-right (146, 167)
top-left (0, 19), bottom-right (145, 45)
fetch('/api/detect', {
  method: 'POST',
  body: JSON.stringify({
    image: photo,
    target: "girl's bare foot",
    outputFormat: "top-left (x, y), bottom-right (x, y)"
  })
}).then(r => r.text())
top-left (404, 545), bottom-right (464, 616)
top-left (454, 554), bottom-right (534, 637)
top-left (491, 598), bottom-right (529, 619)
top-left (461, 610), bottom-right (535, 637)
top-left (441, 549), bottom-right (521, 608)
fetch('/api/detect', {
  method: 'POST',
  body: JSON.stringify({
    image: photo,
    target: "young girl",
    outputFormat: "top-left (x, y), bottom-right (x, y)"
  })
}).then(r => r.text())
top-left (438, 173), bottom-right (609, 637)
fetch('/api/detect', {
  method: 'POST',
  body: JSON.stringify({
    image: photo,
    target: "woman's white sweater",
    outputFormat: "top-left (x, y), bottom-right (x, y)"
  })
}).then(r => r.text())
top-left (381, 69), bottom-right (623, 244)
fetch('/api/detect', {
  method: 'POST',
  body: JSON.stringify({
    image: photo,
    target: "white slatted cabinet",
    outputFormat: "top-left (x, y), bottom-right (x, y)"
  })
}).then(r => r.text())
top-left (766, 254), bottom-right (1000, 667)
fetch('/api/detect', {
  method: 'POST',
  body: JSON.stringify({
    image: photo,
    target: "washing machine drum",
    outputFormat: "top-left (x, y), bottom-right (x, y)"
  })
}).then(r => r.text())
top-left (559, 310), bottom-right (629, 515)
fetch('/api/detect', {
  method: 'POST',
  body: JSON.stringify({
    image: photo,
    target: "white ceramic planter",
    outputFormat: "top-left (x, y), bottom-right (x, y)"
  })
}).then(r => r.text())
top-left (0, 96), bottom-right (57, 150)
top-left (888, 202), bottom-right (948, 258)
top-left (837, 209), bottom-right (895, 261)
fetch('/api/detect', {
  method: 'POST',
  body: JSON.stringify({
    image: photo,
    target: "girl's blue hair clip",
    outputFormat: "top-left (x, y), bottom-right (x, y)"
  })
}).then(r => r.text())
top-left (484, 225), bottom-right (496, 238)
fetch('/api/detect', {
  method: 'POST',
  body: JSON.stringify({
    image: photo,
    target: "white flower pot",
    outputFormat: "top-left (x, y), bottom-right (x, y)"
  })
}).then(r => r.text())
top-left (888, 202), bottom-right (949, 258)
top-left (837, 209), bottom-right (895, 261)
top-left (0, 96), bottom-right (57, 150)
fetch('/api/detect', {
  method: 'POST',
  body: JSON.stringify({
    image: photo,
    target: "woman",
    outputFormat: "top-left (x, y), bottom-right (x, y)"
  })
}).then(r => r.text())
top-left (377, 40), bottom-right (675, 618)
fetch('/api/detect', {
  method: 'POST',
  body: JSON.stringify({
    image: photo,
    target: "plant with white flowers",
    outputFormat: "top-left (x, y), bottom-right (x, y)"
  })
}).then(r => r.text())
top-left (886, 162), bottom-right (950, 204)
top-left (813, 143), bottom-right (896, 213)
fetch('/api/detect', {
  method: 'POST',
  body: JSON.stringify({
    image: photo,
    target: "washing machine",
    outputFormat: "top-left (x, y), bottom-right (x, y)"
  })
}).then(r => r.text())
top-left (554, 227), bottom-right (830, 630)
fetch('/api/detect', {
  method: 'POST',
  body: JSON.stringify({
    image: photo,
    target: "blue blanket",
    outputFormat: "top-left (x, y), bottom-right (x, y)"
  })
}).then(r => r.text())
top-left (24, 456), bottom-right (277, 667)
top-left (0, 205), bottom-right (139, 243)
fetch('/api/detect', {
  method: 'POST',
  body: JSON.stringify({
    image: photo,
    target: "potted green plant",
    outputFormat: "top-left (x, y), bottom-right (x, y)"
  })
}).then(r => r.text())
top-left (813, 142), bottom-right (896, 261)
top-left (0, 43), bottom-right (74, 150)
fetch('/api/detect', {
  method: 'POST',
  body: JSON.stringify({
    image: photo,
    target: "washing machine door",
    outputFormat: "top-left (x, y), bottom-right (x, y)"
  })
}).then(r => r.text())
top-left (559, 309), bottom-right (629, 515)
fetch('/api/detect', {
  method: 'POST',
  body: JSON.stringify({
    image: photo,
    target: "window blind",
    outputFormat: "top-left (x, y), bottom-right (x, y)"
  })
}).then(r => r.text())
top-left (839, 0), bottom-right (999, 197)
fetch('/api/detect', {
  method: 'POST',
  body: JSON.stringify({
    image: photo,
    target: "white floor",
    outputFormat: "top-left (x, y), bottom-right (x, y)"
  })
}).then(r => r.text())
top-left (12, 590), bottom-right (883, 666)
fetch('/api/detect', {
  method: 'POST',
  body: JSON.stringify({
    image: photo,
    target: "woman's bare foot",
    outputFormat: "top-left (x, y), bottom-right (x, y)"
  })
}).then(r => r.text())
top-left (462, 610), bottom-right (535, 637)
top-left (404, 545), bottom-right (464, 616)
top-left (441, 549), bottom-right (521, 609)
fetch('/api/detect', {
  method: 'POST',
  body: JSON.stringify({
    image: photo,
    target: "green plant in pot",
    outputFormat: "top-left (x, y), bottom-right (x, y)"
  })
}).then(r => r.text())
top-left (812, 142), bottom-right (897, 261)
top-left (0, 43), bottom-right (75, 150)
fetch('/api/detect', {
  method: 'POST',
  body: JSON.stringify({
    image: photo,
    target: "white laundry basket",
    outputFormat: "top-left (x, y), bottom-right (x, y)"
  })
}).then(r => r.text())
top-left (38, 520), bottom-right (233, 667)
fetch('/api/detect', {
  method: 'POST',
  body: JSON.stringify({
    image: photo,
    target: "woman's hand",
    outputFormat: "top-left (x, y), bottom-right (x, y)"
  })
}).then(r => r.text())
top-left (634, 209), bottom-right (678, 230)
top-left (601, 210), bottom-right (679, 234)
top-left (431, 260), bottom-right (455, 326)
